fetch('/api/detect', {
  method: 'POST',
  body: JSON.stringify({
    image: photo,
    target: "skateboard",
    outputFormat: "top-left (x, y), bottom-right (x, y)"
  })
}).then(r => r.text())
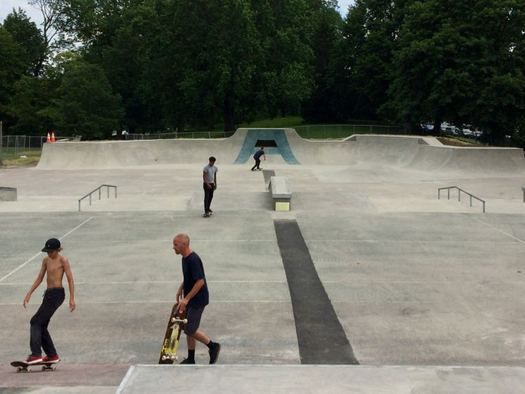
top-left (11, 360), bottom-right (60, 372)
top-left (159, 303), bottom-right (188, 364)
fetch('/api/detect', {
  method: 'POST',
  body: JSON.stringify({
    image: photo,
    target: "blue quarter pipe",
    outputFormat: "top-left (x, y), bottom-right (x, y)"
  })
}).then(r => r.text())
top-left (234, 129), bottom-right (300, 164)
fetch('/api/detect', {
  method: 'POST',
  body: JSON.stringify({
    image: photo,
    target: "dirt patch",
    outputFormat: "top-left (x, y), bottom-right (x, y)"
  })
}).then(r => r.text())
top-left (436, 137), bottom-right (482, 147)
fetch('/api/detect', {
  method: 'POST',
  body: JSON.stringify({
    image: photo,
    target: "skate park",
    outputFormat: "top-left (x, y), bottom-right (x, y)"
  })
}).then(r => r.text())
top-left (1, 128), bottom-right (525, 393)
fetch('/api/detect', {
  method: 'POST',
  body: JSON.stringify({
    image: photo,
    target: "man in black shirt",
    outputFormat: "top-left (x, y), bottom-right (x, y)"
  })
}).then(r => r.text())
top-left (173, 233), bottom-right (221, 364)
top-left (251, 147), bottom-right (266, 171)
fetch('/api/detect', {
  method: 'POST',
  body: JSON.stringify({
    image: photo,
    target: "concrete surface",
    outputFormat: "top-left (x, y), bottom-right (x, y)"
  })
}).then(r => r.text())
top-left (116, 365), bottom-right (525, 394)
top-left (1, 130), bottom-right (524, 392)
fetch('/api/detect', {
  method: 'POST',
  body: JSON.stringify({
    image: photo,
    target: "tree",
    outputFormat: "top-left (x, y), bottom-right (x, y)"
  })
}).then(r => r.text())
top-left (301, 1), bottom-right (345, 122)
top-left (468, 0), bottom-right (525, 145)
top-left (337, 0), bottom-right (409, 122)
top-left (0, 26), bottom-right (26, 129)
top-left (251, 0), bottom-right (316, 118)
top-left (384, 0), bottom-right (525, 141)
top-left (5, 76), bottom-right (57, 134)
top-left (52, 59), bottom-right (123, 138)
top-left (2, 8), bottom-right (46, 76)
top-left (150, 0), bottom-right (260, 131)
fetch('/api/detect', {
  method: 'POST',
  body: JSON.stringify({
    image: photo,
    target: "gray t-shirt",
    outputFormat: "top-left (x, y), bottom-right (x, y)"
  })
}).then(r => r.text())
top-left (203, 164), bottom-right (218, 184)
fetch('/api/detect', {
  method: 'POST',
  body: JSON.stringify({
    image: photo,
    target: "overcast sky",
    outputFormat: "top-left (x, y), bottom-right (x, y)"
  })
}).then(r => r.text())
top-left (1, 0), bottom-right (356, 27)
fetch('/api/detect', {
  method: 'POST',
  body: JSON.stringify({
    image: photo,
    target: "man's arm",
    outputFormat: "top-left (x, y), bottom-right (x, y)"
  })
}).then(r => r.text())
top-left (63, 257), bottom-right (76, 312)
top-left (176, 282), bottom-right (184, 303)
top-left (178, 279), bottom-right (205, 312)
top-left (23, 260), bottom-right (47, 308)
top-left (214, 171), bottom-right (217, 189)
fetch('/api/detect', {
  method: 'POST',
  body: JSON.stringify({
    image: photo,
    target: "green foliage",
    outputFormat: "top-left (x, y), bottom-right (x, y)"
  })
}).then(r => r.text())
top-left (2, 0), bottom-right (524, 145)
top-left (242, 116), bottom-right (304, 128)
top-left (52, 60), bottom-right (124, 138)
top-left (2, 9), bottom-right (46, 76)
top-left (384, 0), bottom-right (525, 142)
top-left (5, 76), bottom-right (56, 134)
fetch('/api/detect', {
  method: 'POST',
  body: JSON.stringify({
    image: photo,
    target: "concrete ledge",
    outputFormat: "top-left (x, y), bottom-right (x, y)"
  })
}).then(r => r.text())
top-left (0, 187), bottom-right (17, 201)
top-left (270, 176), bottom-right (291, 211)
top-left (117, 364), bottom-right (525, 394)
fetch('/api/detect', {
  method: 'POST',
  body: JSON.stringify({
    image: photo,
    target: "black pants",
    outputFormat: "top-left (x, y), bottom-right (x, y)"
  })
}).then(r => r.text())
top-left (30, 288), bottom-right (65, 356)
top-left (251, 158), bottom-right (261, 170)
top-left (203, 183), bottom-right (215, 213)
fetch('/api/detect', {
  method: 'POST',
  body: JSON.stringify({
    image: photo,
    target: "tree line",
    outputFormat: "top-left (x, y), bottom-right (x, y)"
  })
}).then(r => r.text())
top-left (0, 0), bottom-right (524, 146)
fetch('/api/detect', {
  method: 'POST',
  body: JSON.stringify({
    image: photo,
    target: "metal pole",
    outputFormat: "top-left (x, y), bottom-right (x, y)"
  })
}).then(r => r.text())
top-left (0, 121), bottom-right (3, 148)
top-left (448, 189), bottom-right (450, 200)
top-left (99, 188), bottom-right (101, 200)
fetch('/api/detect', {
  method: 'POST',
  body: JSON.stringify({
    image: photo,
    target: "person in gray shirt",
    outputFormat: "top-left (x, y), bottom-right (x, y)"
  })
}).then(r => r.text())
top-left (202, 156), bottom-right (218, 217)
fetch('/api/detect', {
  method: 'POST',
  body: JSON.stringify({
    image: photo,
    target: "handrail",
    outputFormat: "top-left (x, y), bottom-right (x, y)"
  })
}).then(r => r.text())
top-left (78, 184), bottom-right (117, 211)
top-left (438, 186), bottom-right (485, 213)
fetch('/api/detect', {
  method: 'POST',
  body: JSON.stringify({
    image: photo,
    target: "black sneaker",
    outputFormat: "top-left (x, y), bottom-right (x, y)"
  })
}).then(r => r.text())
top-left (209, 342), bottom-right (221, 364)
top-left (202, 212), bottom-right (210, 218)
top-left (180, 358), bottom-right (195, 364)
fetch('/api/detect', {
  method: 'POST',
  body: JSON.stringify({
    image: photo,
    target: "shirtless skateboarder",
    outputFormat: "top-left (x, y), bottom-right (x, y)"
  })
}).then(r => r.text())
top-left (22, 238), bottom-right (76, 365)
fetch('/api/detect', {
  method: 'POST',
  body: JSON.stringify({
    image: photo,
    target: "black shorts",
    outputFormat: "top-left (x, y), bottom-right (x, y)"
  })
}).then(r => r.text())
top-left (184, 306), bottom-right (205, 335)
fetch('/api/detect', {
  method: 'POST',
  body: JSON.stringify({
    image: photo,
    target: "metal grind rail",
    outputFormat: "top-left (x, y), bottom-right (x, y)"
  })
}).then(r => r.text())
top-left (79, 184), bottom-right (117, 211)
top-left (438, 186), bottom-right (485, 213)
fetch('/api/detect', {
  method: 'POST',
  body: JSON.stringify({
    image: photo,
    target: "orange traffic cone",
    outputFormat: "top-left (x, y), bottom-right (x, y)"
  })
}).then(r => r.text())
top-left (46, 132), bottom-right (51, 143)
top-left (51, 132), bottom-right (56, 142)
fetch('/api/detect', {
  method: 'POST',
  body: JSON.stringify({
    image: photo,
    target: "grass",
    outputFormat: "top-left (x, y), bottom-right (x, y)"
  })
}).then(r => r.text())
top-left (241, 116), bottom-right (304, 128)
top-left (0, 148), bottom-right (41, 167)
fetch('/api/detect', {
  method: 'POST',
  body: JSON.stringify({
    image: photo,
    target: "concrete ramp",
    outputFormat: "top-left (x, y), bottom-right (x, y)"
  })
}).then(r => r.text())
top-left (117, 365), bottom-right (525, 393)
top-left (36, 132), bottom-right (248, 169)
top-left (36, 128), bottom-right (525, 174)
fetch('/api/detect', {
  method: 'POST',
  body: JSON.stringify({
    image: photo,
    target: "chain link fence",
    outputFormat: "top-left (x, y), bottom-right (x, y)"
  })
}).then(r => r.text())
top-left (126, 125), bottom-right (401, 140)
top-left (0, 135), bottom-right (47, 164)
top-left (125, 130), bottom-right (235, 140)
top-left (0, 125), bottom-right (401, 152)
top-left (1, 135), bottom-right (47, 151)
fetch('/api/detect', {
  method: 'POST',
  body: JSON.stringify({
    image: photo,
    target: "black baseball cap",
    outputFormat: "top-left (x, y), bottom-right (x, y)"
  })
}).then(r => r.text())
top-left (42, 238), bottom-right (61, 252)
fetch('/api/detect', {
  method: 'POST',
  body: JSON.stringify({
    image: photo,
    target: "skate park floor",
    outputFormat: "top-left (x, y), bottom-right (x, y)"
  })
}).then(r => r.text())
top-left (1, 154), bottom-right (525, 392)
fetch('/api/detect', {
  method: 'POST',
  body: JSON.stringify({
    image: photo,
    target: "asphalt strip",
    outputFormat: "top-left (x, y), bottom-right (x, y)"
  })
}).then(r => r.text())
top-left (274, 219), bottom-right (359, 364)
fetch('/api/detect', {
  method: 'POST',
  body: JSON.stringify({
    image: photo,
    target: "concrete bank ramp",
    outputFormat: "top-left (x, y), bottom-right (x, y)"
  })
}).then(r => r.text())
top-left (117, 364), bottom-right (525, 394)
top-left (37, 128), bottom-right (525, 174)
